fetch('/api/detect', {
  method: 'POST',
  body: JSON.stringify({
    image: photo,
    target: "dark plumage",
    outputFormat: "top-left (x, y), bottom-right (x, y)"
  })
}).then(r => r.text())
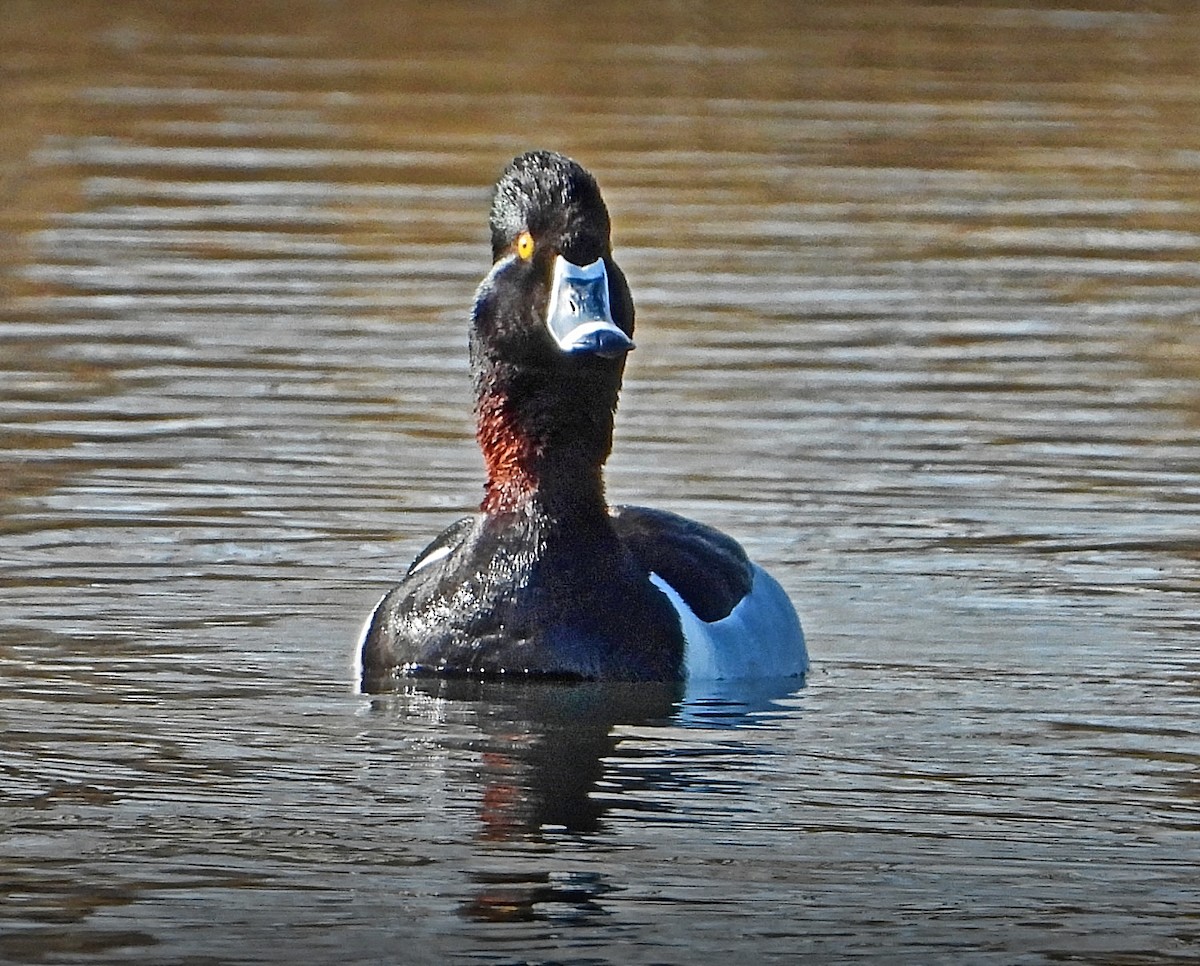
top-left (358, 150), bottom-right (804, 690)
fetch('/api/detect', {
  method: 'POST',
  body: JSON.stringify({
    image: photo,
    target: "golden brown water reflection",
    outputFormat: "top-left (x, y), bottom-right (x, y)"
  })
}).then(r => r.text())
top-left (2, 1), bottom-right (1199, 963)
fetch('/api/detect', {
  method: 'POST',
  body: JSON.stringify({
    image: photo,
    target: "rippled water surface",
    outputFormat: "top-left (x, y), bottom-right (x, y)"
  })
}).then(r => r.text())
top-left (3, 2), bottom-right (1199, 963)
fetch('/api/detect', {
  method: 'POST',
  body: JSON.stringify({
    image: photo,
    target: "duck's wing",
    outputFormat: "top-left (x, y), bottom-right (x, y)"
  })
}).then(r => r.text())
top-left (405, 515), bottom-right (476, 576)
top-left (612, 505), bottom-right (807, 681)
top-left (609, 505), bottom-right (753, 622)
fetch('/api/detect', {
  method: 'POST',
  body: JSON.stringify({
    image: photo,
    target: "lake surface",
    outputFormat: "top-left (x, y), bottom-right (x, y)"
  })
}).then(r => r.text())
top-left (2, 1), bottom-right (1199, 962)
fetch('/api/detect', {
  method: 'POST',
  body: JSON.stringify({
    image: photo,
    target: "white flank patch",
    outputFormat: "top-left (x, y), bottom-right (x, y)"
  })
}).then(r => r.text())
top-left (650, 565), bottom-right (808, 681)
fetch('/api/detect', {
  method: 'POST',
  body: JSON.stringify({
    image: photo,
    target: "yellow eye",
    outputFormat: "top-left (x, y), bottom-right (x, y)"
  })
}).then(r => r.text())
top-left (516, 231), bottom-right (535, 260)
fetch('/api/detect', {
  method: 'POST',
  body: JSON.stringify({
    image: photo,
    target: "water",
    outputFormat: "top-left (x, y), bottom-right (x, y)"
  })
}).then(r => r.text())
top-left (2, 2), bottom-right (1199, 962)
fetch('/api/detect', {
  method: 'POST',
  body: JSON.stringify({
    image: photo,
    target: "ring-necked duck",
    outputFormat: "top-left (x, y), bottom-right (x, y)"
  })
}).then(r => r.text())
top-left (358, 150), bottom-right (807, 688)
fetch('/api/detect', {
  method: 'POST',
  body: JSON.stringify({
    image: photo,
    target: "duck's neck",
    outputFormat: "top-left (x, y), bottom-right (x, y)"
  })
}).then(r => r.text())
top-left (474, 366), bottom-right (617, 521)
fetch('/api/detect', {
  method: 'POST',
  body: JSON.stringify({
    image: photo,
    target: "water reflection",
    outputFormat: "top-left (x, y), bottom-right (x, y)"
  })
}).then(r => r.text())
top-left (680, 675), bottom-right (807, 728)
top-left (367, 680), bottom-right (680, 838)
top-left (364, 676), bottom-right (806, 835)
top-left (365, 676), bottom-right (804, 927)
top-left (460, 868), bottom-right (614, 925)
top-left (367, 681), bottom-right (675, 927)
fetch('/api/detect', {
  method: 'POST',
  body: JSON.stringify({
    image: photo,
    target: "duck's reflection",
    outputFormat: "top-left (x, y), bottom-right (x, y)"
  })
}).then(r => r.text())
top-left (370, 675), bottom-right (803, 923)
top-left (379, 676), bottom-right (803, 832)
top-left (404, 679), bottom-right (681, 836)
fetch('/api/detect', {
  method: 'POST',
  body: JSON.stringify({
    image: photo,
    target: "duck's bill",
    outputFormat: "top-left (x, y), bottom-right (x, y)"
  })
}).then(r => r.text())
top-left (546, 256), bottom-right (635, 358)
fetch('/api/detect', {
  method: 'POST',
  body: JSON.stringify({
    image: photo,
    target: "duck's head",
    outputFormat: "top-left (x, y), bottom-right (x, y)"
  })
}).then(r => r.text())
top-left (470, 151), bottom-right (636, 515)
top-left (473, 150), bottom-right (635, 369)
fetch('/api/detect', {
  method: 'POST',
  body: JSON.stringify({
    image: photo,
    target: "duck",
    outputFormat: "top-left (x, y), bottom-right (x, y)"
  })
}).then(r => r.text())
top-left (357, 150), bottom-right (807, 689)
